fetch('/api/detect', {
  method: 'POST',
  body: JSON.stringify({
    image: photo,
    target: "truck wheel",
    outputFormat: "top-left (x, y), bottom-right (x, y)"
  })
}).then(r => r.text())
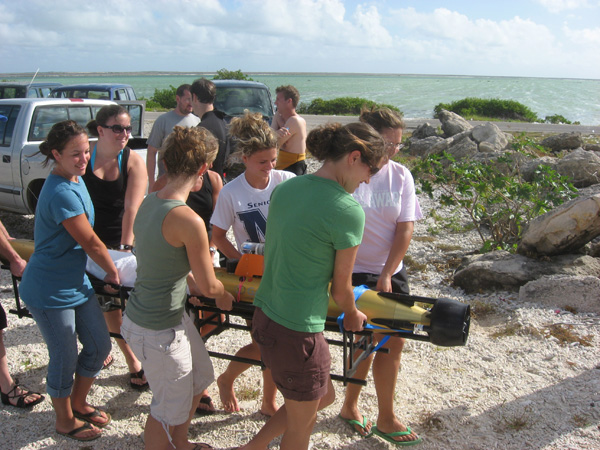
top-left (429, 298), bottom-right (470, 347)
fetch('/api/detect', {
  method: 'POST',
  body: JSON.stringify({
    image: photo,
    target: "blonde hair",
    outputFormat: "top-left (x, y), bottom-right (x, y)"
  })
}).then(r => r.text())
top-left (162, 126), bottom-right (218, 178)
top-left (229, 111), bottom-right (278, 158)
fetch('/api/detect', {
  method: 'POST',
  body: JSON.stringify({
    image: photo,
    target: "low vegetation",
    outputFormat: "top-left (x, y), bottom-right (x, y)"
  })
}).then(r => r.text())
top-left (434, 97), bottom-right (579, 124)
top-left (212, 68), bottom-right (254, 81)
top-left (297, 97), bottom-right (401, 116)
top-left (411, 143), bottom-right (577, 252)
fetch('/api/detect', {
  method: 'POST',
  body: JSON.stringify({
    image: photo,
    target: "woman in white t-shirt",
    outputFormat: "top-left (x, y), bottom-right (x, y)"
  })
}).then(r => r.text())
top-left (210, 111), bottom-right (294, 416)
top-left (339, 107), bottom-right (424, 446)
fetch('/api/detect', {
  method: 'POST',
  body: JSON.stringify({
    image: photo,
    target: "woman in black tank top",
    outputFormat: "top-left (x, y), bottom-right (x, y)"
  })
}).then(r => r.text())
top-left (85, 105), bottom-right (149, 390)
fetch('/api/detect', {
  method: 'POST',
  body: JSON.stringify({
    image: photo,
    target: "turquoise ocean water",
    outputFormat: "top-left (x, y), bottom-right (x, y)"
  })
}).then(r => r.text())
top-left (6, 73), bottom-right (599, 125)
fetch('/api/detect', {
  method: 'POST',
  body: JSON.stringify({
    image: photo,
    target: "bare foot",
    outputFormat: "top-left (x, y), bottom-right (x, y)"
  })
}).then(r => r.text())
top-left (217, 374), bottom-right (240, 412)
top-left (259, 402), bottom-right (279, 417)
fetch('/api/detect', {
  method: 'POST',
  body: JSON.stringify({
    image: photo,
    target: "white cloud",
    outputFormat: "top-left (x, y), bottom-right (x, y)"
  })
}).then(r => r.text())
top-left (563, 24), bottom-right (600, 44)
top-left (534, 0), bottom-right (591, 13)
top-left (0, 0), bottom-right (597, 78)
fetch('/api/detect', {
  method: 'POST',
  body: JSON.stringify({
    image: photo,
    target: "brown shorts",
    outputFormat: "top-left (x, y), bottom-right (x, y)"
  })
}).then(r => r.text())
top-left (252, 307), bottom-right (330, 402)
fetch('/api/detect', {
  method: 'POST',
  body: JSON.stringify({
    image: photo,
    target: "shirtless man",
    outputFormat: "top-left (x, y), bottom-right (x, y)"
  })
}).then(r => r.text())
top-left (271, 85), bottom-right (308, 175)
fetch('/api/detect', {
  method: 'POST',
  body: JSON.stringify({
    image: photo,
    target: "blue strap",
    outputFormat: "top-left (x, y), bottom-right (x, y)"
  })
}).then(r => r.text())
top-left (336, 285), bottom-right (390, 354)
top-left (90, 144), bottom-right (123, 172)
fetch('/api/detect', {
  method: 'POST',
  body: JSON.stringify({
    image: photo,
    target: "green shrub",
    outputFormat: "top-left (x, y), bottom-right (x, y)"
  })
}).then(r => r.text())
top-left (213, 69), bottom-right (254, 81)
top-left (434, 97), bottom-right (540, 122)
top-left (544, 114), bottom-right (572, 124)
top-left (151, 85), bottom-right (177, 109)
top-left (412, 151), bottom-right (577, 252)
top-left (297, 97), bottom-right (401, 116)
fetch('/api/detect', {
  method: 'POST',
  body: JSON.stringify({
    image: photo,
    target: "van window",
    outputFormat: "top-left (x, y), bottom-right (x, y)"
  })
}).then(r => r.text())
top-left (29, 106), bottom-right (94, 141)
top-left (0, 105), bottom-right (21, 146)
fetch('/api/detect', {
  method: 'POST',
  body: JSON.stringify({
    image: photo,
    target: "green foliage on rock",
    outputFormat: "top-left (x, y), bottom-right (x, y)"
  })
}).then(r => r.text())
top-left (297, 97), bottom-right (401, 116)
top-left (213, 69), bottom-right (254, 81)
top-left (412, 150), bottom-right (577, 252)
top-left (434, 97), bottom-right (540, 122)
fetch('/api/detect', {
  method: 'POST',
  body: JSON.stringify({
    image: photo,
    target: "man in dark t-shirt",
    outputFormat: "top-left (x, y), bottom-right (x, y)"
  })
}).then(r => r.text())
top-left (190, 78), bottom-right (231, 178)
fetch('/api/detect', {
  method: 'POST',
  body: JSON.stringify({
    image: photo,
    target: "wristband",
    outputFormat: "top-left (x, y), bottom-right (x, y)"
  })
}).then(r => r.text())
top-left (119, 244), bottom-right (133, 251)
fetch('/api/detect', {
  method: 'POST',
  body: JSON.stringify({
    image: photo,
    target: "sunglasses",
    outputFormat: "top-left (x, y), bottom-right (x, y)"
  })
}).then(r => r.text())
top-left (102, 124), bottom-right (132, 134)
top-left (361, 156), bottom-right (381, 176)
top-left (385, 141), bottom-right (405, 151)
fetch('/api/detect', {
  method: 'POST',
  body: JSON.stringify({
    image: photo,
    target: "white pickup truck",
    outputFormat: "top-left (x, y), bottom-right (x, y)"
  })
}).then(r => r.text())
top-left (0, 98), bottom-right (146, 214)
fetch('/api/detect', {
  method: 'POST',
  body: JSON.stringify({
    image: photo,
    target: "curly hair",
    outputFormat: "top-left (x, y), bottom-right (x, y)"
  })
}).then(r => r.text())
top-left (229, 111), bottom-right (278, 158)
top-left (39, 120), bottom-right (87, 167)
top-left (359, 106), bottom-right (405, 132)
top-left (306, 122), bottom-right (386, 168)
top-left (162, 126), bottom-right (218, 178)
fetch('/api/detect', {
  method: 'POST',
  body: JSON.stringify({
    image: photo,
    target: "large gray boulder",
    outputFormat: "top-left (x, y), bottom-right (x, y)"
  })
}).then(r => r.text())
top-left (517, 194), bottom-right (600, 256)
top-left (555, 148), bottom-right (600, 188)
top-left (408, 136), bottom-right (445, 157)
top-left (519, 275), bottom-right (600, 314)
top-left (520, 156), bottom-right (557, 181)
top-left (412, 122), bottom-right (439, 139)
top-left (453, 251), bottom-right (600, 293)
top-left (471, 123), bottom-right (511, 153)
top-left (446, 134), bottom-right (479, 160)
top-left (541, 132), bottom-right (584, 152)
top-left (438, 110), bottom-right (473, 137)
top-left (519, 149), bottom-right (600, 187)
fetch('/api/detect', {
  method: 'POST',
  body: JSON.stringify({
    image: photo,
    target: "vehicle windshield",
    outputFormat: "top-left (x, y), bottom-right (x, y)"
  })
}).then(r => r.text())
top-left (214, 87), bottom-right (273, 120)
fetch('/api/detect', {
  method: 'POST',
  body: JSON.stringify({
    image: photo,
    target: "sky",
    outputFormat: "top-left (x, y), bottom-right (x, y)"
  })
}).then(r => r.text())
top-left (1, 0), bottom-right (599, 79)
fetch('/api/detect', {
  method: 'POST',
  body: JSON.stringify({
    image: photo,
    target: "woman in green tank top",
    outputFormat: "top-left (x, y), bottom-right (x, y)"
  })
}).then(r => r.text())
top-left (121, 126), bottom-right (234, 450)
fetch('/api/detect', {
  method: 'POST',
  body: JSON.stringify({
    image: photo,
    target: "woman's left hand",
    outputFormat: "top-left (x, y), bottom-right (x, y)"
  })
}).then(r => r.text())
top-left (103, 273), bottom-right (120, 294)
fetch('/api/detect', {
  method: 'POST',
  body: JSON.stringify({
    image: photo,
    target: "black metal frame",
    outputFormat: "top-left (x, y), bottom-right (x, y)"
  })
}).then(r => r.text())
top-left (4, 268), bottom-right (386, 386)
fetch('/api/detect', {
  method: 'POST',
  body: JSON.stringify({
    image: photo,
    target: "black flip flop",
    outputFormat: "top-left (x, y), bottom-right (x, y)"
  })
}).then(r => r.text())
top-left (56, 422), bottom-right (101, 441)
top-left (130, 369), bottom-right (149, 391)
top-left (196, 395), bottom-right (216, 415)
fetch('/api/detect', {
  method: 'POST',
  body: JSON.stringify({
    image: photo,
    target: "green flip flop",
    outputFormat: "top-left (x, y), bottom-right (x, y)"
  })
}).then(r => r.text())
top-left (372, 425), bottom-right (423, 446)
top-left (338, 414), bottom-right (373, 437)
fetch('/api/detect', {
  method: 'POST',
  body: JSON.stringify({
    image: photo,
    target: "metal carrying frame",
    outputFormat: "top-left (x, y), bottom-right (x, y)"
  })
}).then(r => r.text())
top-left (4, 266), bottom-right (386, 387)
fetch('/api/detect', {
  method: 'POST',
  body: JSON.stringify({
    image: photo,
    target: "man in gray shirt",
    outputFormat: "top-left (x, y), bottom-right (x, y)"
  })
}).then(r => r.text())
top-left (146, 84), bottom-right (200, 190)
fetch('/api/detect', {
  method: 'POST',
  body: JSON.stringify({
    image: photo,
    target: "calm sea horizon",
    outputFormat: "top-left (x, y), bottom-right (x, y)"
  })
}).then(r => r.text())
top-left (3, 72), bottom-right (599, 125)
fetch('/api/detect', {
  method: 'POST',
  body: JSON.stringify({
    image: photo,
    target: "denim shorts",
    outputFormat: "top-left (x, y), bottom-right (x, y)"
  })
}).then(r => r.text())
top-left (27, 298), bottom-right (111, 398)
top-left (121, 310), bottom-right (214, 426)
top-left (252, 307), bottom-right (330, 402)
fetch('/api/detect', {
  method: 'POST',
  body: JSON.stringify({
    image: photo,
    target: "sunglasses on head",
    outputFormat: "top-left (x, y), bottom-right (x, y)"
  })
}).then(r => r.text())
top-left (102, 124), bottom-right (132, 134)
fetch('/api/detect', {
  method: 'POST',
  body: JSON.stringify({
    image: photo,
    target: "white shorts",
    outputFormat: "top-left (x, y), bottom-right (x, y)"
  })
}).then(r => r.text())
top-left (121, 310), bottom-right (214, 426)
